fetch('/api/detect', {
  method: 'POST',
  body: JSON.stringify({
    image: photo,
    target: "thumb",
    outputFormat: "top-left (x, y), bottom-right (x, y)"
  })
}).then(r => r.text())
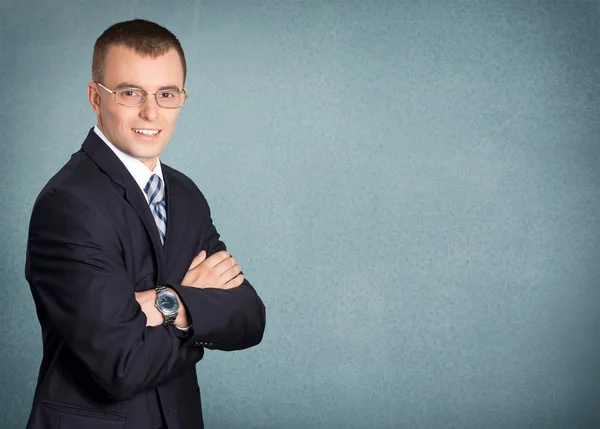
top-left (188, 250), bottom-right (206, 271)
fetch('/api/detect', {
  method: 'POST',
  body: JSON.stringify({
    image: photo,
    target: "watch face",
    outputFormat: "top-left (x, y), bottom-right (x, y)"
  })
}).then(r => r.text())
top-left (157, 291), bottom-right (180, 315)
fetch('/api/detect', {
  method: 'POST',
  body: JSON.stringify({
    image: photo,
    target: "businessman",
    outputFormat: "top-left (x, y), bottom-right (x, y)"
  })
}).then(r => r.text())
top-left (25, 19), bottom-right (266, 429)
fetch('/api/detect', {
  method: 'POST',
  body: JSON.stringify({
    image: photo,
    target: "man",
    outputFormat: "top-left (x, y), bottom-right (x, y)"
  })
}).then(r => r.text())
top-left (25, 19), bottom-right (266, 429)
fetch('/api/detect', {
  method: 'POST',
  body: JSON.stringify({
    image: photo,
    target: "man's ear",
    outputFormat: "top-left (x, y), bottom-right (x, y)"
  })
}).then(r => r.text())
top-left (88, 82), bottom-right (101, 115)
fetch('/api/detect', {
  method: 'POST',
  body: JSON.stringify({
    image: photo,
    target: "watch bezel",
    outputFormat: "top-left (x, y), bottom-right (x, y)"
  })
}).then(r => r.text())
top-left (155, 290), bottom-right (180, 316)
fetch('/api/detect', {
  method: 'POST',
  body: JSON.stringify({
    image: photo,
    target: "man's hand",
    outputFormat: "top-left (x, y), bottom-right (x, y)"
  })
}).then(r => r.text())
top-left (133, 250), bottom-right (242, 327)
top-left (182, 250), bottom-right (244, 290)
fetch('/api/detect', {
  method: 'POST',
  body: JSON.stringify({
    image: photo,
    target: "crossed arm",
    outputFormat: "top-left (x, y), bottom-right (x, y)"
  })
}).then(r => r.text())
top-left (135, 249), bottom-right (245, 328)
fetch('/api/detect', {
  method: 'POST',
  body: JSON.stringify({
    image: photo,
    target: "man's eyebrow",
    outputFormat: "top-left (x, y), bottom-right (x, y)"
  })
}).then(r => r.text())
top-left (157, 85), bottom-right (183, 91)
top-left (115, 82), bottom-right (142, 89)
top-left (114, 83), bottom-right (182, 91)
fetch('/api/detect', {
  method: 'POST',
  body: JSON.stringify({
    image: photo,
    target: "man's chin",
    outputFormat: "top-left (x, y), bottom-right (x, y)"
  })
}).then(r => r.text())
top-left (130, 142), bottom-right (168, 159)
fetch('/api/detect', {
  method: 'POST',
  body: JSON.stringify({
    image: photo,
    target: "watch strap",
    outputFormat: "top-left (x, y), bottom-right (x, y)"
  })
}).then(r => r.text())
top-left (163, 312), bottom-right (177, 325)
top-left (155, 284), bottom-right (169, 294)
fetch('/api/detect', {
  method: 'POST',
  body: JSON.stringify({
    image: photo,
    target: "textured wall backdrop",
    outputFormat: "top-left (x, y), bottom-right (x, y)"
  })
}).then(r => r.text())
top-left (1, 1), bottom-right (599, 428)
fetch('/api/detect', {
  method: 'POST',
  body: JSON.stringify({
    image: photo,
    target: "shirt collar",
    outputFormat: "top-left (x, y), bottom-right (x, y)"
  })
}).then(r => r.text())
top-left (94, 125), bottom-right (164, 201)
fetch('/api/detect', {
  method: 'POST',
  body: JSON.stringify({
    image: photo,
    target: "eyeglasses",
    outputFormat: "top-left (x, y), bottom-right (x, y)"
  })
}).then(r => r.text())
top-left (95, 82), bottom-right (187, 109)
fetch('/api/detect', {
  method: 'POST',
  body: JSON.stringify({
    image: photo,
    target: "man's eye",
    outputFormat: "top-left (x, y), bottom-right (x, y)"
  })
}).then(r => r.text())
top-left (121, 89), bottom-right (141, 97)
top-left (158, 91), bottom-right (176, 99)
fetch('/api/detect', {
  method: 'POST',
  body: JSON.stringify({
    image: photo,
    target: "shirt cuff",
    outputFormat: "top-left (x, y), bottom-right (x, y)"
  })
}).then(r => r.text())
top-left (175, 324), bottom-right (193, 332)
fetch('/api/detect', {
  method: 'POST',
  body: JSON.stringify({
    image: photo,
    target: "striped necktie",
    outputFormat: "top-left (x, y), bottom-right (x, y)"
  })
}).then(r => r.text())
top-left (144, 174), bottom-right (167, 245)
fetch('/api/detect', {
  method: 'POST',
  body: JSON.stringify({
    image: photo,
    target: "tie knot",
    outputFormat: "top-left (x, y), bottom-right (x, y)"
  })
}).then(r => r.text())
top-left (144, 174), bottom-right (164, 206)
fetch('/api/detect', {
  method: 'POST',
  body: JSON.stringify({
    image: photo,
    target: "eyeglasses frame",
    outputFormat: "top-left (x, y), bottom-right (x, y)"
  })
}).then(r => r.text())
top-left (95, 81), bottom-right (188, 109)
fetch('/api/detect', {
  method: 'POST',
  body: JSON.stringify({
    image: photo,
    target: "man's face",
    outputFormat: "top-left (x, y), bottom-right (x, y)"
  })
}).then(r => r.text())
top-left (88, 45), bottom-right (185, 169)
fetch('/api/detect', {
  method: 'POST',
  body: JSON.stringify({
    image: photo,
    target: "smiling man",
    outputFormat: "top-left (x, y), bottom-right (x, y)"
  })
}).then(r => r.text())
top-left (25, 20), bottom-right (265, 429)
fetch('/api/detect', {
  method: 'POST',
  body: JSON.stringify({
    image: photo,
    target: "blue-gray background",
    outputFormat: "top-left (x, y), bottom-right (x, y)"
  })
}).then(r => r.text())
top-left (1, 1), bottom-right (599, 428)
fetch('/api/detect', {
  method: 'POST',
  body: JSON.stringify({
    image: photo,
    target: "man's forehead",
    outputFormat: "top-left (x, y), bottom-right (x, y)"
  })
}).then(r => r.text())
top-left (102, 45), bottom-right (185, 86)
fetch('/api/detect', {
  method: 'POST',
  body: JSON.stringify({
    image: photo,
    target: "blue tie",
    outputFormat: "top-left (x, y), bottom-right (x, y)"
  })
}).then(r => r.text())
top-left (144, 174), bottom-right (167, 245)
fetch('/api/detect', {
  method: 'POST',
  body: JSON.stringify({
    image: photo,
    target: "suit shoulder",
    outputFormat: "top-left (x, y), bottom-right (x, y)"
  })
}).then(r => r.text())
top-left (162, 164), bottom-right (207, 199)
top-left (37, 151), bottom-right (86, 193)
top-left (162, 164), bottom-right (194, 187)
top-left (34, 150), bottom-right (115, 210)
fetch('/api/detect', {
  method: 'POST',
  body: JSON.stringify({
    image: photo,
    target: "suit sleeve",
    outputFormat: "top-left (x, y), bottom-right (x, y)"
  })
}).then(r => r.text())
top-left (26, 187), bottom-right (203, 401)
top-left (170, 191), bottom-right (266, 352)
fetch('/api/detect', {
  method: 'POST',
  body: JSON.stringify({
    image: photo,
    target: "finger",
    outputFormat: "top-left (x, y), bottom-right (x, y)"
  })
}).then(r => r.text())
top-left (222, 274), bottom-right (244, 289)
top-left (214, 256), bottom-right (238, 276)
top-left (188, 251), bottom-right (206, 271)
top-left (202, 250), bottom-right (231, 268)
top-left (188, 250), bottom-right (206, 271)
top-left (219, 263), bottom-right (242, 284)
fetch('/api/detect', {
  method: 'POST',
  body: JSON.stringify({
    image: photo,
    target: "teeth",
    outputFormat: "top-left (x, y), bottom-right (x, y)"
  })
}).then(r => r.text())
top-left (134, 129), bottom-right (159, 136)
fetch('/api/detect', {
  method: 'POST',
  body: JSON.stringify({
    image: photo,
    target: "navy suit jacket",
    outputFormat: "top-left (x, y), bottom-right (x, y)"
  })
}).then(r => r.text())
top-left (25, 129), bottom-right (266, 429)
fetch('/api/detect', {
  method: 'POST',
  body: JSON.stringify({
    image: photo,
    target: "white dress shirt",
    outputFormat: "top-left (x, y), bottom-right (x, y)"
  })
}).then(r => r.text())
top-left (94, 125), bottom-right (164, 203)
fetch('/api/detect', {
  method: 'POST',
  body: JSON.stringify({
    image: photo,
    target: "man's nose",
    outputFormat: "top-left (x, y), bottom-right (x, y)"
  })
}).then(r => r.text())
top-left (139, 95), bottom-right (159, 120)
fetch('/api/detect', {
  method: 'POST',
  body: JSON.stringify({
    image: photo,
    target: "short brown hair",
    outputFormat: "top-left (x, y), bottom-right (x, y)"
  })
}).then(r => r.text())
top-left (92, 19), bottom-right (187, 83)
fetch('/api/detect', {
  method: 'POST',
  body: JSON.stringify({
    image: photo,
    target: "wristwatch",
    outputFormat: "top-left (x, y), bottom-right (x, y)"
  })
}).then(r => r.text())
top-left (155, 285), bottom-right (180, 325)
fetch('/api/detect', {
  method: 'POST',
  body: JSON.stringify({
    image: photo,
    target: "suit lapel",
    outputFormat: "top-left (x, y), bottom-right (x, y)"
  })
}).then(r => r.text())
top-left (163, 167), bottom-right (189, 279)
top-left (81, 128), bottom-right (166, 283)
top-left (124, 184), bottom-right (166, 284)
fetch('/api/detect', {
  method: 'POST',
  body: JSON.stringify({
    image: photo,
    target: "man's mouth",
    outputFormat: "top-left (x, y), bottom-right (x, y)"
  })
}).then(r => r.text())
top-left (133, 128), bottom-right (161, 136)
